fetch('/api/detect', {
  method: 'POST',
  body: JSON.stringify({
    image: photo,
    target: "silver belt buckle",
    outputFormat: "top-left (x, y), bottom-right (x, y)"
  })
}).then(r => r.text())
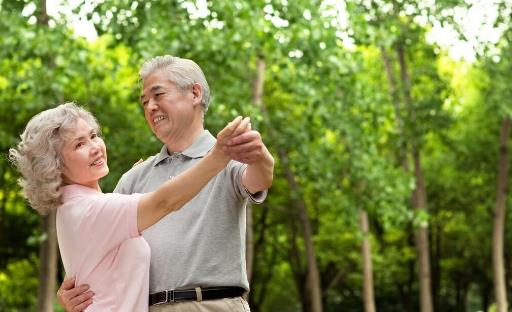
top-left (155, 289), bottom-right (175, 305)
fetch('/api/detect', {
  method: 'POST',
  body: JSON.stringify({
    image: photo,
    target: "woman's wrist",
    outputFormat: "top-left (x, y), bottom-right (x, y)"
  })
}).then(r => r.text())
top-left (207, 146), bottom-right (229, 167)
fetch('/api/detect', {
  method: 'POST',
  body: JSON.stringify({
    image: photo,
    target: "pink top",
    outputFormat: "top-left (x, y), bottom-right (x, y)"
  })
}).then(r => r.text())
top-left (57, 184), bottom-right (150, 312)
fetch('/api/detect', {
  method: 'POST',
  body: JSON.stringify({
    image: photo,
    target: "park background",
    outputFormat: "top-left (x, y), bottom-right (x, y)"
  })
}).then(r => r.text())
top-left (2, 0), bottom-right (512, 311)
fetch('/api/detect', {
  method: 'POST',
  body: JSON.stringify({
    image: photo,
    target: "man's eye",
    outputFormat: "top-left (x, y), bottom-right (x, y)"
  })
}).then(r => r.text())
top-left (155, 93), bottom-right (164, 97)
top-left (142, 101), bottom-right (148, 106)
top-left (91, 133), bottom-right (97, 139)
top-left (75, 142), bottom-right (84, 149)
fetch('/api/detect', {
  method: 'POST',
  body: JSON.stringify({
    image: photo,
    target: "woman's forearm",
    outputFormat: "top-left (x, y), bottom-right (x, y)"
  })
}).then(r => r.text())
top-left (137, 152), bottom-right (228, 231)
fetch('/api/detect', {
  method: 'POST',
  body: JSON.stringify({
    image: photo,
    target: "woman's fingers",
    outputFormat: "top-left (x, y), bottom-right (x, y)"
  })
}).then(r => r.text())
top-left (217, 116), bottom-right (243, 141)
top-left (231, 117), bottom-right (251, 138)
top-left (217, 116), bottom-right (252, 146)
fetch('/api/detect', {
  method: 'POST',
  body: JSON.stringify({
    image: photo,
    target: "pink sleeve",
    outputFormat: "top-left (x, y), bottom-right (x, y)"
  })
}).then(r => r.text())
top-left (81, 193), bottom-right (143, 253)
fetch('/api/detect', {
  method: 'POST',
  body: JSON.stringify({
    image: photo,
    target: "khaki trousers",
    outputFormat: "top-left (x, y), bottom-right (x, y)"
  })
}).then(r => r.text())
top-left (149, 297), bottom-right (251, 312)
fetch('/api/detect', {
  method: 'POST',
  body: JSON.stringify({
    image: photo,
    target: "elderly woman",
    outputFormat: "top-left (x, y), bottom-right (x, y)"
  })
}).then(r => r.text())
top-left (9, 103), bottom-right (249, 311)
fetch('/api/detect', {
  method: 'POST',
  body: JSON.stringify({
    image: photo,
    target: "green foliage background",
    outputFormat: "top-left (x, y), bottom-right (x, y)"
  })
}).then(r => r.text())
top-left (1, 0), bottom-right (512, 311)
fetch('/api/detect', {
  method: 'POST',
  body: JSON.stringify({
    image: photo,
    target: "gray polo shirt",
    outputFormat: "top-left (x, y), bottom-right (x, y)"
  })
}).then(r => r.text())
top-left (114, 130), bottom-right (266, 293)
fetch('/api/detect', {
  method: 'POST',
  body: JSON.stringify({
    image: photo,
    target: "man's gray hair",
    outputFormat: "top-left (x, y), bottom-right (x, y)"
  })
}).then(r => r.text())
top-left (139, 55), bottom-right (211, 111)
top-left (9, 103), bottom-right (100, 215)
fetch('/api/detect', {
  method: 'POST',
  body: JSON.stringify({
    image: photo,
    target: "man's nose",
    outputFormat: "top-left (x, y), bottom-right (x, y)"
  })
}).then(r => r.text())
top-left (147, 98), bottom-right (159, 111)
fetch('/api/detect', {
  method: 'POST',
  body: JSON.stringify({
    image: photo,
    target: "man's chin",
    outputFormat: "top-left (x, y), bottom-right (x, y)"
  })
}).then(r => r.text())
top-left (155, 130), bottom-right (172, 143)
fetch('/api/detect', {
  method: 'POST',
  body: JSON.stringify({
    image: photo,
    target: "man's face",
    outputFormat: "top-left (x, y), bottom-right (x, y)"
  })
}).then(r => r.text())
top-left (140, 69), bottom-right (201, 143)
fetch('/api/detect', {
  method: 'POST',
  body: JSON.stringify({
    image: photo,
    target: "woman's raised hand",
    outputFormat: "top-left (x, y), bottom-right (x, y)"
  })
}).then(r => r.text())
top-left (214, 116), bottom-right (251, 158)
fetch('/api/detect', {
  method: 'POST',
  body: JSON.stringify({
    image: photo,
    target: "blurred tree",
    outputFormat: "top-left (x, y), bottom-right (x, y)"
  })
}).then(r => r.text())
top-left (36, 1), bottom-right (59, 311)
top-left (346, 1), bottom-right (456, 311)
top-left (483, 24), bottom-right (512, 312)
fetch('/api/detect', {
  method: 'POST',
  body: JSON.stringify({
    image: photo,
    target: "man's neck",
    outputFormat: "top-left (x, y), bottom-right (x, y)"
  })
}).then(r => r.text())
top-left (164, 125), bottom-right (205, 154)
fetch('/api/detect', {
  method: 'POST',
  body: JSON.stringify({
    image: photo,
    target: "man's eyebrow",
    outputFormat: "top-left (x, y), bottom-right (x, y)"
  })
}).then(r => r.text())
top-left (140, 85), bottom-right (164, 103)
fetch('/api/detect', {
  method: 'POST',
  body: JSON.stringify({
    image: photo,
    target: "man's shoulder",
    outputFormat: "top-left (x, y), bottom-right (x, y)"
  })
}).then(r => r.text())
top-left (124, 154), bottom-right (158, 175)
top-left (122, 154), bottom-right (159, 178)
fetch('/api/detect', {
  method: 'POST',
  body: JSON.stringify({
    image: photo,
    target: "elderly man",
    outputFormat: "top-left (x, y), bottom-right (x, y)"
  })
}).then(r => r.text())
top-left (57, 55), bottom-right (274, 311)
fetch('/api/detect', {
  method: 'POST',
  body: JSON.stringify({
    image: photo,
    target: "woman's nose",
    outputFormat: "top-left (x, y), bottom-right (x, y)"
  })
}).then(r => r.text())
top-left (90, 141), bottom-right (102, 154)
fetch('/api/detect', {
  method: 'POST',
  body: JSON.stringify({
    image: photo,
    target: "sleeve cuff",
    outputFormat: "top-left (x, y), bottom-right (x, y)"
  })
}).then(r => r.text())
top-left (243, 186), bottom-right (267, 204)
top-left (129, 193), bottom-right (143, 237)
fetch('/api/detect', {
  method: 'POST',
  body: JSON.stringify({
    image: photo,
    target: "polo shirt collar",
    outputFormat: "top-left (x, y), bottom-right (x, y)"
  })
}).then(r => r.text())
top-left (154, 130), bottom-right (215, 166)
top-left (182, 130), bottom-right (216, 158)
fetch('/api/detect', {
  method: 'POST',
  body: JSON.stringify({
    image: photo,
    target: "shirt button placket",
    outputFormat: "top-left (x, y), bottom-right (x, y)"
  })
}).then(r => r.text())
top-left (167, 156), bottom-right (175, 180)
top-left (168, 153), bottom-right (182, 180)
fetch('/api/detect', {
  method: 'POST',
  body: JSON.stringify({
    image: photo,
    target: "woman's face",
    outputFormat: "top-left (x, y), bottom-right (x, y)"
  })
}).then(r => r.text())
top-left (61, 118), bottom-right (108, 190)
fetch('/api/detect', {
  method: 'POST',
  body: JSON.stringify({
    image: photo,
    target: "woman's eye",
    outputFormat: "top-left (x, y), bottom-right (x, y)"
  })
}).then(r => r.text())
top-left (75, 142), bottom-right (84, 149)
top-left (91, 133), bottom-right (97, 139)
top-left (155, 93), bottom-right (164, 97)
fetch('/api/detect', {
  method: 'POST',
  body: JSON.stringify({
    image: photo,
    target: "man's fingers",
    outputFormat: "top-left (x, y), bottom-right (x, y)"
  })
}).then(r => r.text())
top-left (72, 298), bottom-right (93, 312)
top-left (68, 290), bottom-right (94, 309)
top-left (228, 155), bottom-right (259, 164)
top-left (226, 138), bottom-right (261, 152)
top-left (60, 276), bottom-right (76, 290)
top-left (61, 284), bottom-right (90, 303)
top-left (227, 152), bottom-right (260, 163)
top-left (224, 143), bottom-right (262, 159)
top-left (227, 131), bottom-right (261, 146)
top-left (57, 283), bottom-right (92, 312)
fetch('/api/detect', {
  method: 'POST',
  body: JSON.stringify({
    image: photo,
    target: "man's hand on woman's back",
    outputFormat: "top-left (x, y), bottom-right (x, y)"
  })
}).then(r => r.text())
top-left (57, 276), bottom-right (93, 312)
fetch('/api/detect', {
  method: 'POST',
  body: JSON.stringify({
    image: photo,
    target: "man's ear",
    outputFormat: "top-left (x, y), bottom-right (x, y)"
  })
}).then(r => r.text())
top-left (191, 83), bottom-right (202, 105)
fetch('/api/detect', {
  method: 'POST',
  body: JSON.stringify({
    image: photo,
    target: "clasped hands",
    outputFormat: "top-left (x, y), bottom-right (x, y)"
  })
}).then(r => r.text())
top-left (216, 116), bottom-right (266, 165)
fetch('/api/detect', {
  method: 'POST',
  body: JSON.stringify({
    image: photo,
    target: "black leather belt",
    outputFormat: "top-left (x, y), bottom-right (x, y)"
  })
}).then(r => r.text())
top-left (149, 286), bottom-right (245, 306)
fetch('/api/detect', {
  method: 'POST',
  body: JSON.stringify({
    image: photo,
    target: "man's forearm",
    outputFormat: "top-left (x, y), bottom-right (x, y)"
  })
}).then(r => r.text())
top-left (242, 145), bottom-right (274, 194)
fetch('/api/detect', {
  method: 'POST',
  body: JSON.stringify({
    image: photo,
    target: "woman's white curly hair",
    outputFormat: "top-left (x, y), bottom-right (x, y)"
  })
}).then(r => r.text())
top-left (9, 102), bottom-right (100, 215)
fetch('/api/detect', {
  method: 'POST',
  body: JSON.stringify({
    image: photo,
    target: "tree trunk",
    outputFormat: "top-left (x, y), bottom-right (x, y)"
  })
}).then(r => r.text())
top-left (249, 207), bottom-right (273, 312)
top-left (395, 42), bottom-right (434, 312)
top-left (382, 47), bottom-right (422, 312)
top-left (37, 0), bottom-right (49, 25)
top-left (482, 280), bottom-right (491, 312)
top-left (412, 144), bottom-right (434, 312)
top-left (406, 223), bottom-right (415, 312)
top-left (246, 57), bottom-right (266, 292)
top-left (288, 218), bottom-right (311, 312)
top-left (492, 115), bottom-right (510, 312)
top-left (37, 209), bottom-right (58, 312)
top-left (380, 48), bottom-right (408, 172)
top-left (253, 57), bottom-right (323, 312)
top-left (281, 151), bottom-right (323, 312)
top-left (36, 2), bottom-right (58, 311)
top-left (360, 209), bottom-right (376, 312)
